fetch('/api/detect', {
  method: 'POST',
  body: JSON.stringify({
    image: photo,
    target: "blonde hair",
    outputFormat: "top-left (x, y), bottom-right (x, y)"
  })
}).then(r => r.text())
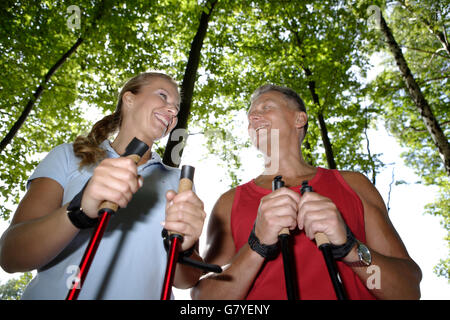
top-left (73, 72), bottom-right (178, 168)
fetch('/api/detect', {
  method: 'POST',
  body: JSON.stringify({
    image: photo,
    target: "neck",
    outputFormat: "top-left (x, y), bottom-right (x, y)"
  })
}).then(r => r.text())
top-left (258, 145), bottom-right (316, 187)
top-left (111, 132), bottom-right (154, 165)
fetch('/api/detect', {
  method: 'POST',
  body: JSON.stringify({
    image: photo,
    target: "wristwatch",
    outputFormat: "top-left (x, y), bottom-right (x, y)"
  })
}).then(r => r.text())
top-left (344, 240), bottom-right (372, 267)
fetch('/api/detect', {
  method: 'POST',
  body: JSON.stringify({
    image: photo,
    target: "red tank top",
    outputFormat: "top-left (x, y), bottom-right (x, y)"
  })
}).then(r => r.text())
top-left (230, 167), bottom-right (376, 300)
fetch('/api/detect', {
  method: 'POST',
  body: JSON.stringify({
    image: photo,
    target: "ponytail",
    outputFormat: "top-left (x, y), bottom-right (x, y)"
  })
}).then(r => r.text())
top-left (73, 111), bottom-right (121, 168)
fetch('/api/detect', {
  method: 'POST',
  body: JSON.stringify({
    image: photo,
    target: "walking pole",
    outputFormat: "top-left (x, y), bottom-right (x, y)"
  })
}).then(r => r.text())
top-left (273, 175), bottom-right (297, 300)
top-left (300, 181), bottom-right (347, 300)
top-left (160, 165), bottom-right (195, 300)
top-left (66, 137), bottom-right (149, 300)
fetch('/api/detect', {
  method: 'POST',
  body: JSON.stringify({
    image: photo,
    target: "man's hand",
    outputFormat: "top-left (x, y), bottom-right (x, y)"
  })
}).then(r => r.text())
top-left (254, 188), bottom-right (300, 245)
top-left (297, 191), bottom-right (347, 245)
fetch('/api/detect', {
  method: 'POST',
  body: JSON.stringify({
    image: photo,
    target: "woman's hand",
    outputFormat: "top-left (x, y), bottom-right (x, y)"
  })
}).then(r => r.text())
top-left (81, 157), bottom-right (143, 218)
top-left (164, 190), bottom-right (206, 251)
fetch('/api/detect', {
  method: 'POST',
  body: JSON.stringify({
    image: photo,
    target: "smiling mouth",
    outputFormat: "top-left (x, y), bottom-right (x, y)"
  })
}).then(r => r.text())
top-left (154, 113), bottom-right (171, 128)
top-left (254, 124), bottom-right (270, 132)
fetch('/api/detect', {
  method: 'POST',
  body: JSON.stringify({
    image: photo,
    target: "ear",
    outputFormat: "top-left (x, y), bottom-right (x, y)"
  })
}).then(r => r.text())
top-left (295, 111), bottom-right (308, 130)
top-left (122, 91), bottom-right (135, 109)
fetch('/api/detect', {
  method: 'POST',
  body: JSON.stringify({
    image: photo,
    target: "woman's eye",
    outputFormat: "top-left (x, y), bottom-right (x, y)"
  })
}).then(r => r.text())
top-left (159, 92), bottom-right (168, 100)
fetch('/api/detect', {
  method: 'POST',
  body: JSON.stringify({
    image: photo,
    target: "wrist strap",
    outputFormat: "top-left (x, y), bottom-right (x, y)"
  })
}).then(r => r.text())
top-left (161, 228), bottom-right (194, 259)
top-left (329, 224), bottom-right (356, 259)
top-left (248, 224), bottom-right (279, 260)
top-left (67, 180), bottom-right (98, 229)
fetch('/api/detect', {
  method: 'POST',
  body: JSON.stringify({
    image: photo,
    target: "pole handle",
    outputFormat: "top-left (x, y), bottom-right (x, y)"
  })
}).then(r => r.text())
top-left (315, 232), bottom-right (330, 247)
top-left (272, 175), bottom-right (289, 236)
top-left (300, 180), bottom-right (330, 247)
top-left (98, 138), bottom-right (149, 214)
top-left (168, 165), bottom-right (195, 238)
top-left (279, 227), bottom-right (290, 236)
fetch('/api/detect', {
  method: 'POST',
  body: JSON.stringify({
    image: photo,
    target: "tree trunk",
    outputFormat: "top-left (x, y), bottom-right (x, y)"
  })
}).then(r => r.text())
top-left (0, 38), bottom-right (84, 153)
top-left (290, 27), bottom-right (338, 170)
top-left (303, 67), bottom-right (337, 169)
top-left (163, 0), bottom-right (218, 167)
top-left (379, 12), bottom-right (450, 175)
top-left (317, 111), bottom-right (337, 170)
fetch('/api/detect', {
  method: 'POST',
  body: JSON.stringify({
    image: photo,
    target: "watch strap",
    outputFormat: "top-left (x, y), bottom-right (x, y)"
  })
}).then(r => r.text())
top-left (344, 241), bottom-right (372, 267)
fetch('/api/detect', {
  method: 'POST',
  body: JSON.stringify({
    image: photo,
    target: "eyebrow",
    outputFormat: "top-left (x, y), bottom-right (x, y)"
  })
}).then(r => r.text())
top-left (248, 98), bottom-right (276, 112)
top-left (159, 87), bottom-right (180, 109)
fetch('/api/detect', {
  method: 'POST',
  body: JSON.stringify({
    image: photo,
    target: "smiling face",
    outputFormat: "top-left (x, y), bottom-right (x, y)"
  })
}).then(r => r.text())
top-left (121, 76), bottom-right (180, 143)
top-left (247, 90), bottom-right (307, 153)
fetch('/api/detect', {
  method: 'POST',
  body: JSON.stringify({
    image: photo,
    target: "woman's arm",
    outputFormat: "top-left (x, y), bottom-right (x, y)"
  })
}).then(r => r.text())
top-left (0, 177), bottom-right (79, 272)
top-left (0, 157), bottom-right (142, 273)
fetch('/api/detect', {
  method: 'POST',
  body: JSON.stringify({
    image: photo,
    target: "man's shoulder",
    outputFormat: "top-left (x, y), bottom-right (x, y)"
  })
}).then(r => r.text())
top-left (216, 187), bottom-right (238, 206)
top-left (337, 170), bottom-right (372, 187)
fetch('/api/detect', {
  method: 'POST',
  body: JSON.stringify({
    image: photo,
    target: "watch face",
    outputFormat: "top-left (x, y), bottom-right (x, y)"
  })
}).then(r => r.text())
top-left (358, 243), bottom-right (372, 265)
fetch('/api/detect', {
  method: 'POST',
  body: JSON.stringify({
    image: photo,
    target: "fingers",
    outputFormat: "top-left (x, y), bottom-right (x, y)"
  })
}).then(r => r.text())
top-left (164, 190), bottom-right (206, 250)
top-left (82, 157), bottom-right (142, 217)
top-left (298, 192), bottom-right (347, 245)
top-left (255, 187), bottom-right (300, 244)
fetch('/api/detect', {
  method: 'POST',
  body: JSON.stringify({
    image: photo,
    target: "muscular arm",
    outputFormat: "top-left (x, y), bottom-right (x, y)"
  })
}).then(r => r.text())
top-left (191, 188), bottom-right (265, 300)
top-left (0, 178), bottom-right (80, 272)
top-left (341, 171), bottom-right (422, 299)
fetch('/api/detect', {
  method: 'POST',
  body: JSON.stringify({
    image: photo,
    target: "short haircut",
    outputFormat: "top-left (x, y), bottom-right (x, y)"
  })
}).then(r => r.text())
top-left (250, 84), bottom-right (308, 134)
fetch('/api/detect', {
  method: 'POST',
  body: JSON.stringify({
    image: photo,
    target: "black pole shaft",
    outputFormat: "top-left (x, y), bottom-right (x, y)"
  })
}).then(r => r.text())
top-left (279, 234), bottom-right (297, 300)
top-left (273, 175), bottom-right (297, 300)
top-left (301, 180), bottom-right (347, 300)
top-left (320, 244), bottom-right (347, 300)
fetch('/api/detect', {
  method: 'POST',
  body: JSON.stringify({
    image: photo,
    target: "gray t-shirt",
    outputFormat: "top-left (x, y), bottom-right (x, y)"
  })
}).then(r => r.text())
top-left (21, 140), bottom-right (180, 300)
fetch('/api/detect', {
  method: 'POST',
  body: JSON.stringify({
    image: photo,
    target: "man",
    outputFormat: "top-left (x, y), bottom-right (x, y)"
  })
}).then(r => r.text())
top-left (192, 84), bottom-right (422, 299)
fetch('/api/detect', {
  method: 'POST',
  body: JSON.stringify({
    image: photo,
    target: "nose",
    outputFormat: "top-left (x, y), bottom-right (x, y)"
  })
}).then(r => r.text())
top-left (248, 110), bottom-right (262, 121)
top-left (165, 102), bottom-right (179, 116)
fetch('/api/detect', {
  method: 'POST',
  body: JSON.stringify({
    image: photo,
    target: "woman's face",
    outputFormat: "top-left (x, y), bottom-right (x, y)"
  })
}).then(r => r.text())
top-left (122, 77), bottom-right (180, 142)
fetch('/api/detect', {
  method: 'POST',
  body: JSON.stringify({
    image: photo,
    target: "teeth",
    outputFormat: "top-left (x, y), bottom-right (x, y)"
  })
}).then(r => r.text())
top-left (155, 113), bottom-right (169, 126)
top-left (255, 126), bottom-right (267, 132)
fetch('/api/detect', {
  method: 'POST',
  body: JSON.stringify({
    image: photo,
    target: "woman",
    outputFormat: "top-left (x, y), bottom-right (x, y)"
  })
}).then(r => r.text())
top-left (0, 72), bottom-right (206, 299)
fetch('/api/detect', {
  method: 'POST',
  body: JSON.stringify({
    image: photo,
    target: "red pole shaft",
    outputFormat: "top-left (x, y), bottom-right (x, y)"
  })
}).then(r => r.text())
top-left (66, 211), bottom-right (112, 300)
top-left (160, 236), bottom-right (181, 300)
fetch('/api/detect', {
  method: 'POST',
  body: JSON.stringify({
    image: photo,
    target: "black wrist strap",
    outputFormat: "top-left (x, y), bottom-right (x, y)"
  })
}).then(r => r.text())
top-left (161, 228), bottom-right (222, 273)
top-left (67, 180), bottom-right (99, 229)
top-left (248, 224), bottom-right (279, 260)
top-left (161, 228), bottom-right (194, 259)
top-left (329, 224), bottom-right (356, 259)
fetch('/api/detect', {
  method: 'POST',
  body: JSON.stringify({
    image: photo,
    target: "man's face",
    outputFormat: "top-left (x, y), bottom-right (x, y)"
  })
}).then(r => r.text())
top-left (247, 90), bottom-right (301, 150)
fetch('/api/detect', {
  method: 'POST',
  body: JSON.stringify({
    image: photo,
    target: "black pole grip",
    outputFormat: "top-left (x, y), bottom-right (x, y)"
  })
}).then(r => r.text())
top-left (272, 175), bottom-right (285, 191)
top-left (122, 137), bottom-right (149, 157)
